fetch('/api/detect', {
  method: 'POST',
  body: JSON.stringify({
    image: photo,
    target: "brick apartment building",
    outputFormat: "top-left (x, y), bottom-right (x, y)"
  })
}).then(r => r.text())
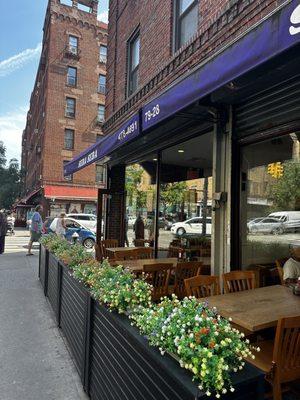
top-left (18, 0), bottom-right (107, 221)
top-left (65, 1), bottom-right (300, 274)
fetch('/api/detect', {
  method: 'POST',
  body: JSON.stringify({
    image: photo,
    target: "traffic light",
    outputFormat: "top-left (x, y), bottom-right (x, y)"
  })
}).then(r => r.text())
top-left (267, 162), bottom-right (284, 178)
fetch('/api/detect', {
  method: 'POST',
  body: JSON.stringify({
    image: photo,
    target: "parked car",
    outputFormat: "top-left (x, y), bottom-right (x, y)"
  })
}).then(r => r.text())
top-left (268, 211), bottom-right (300, 233)
top-left (247, 217), bottom-right (284, 235)
top-left (171, 217), bottom-right (212, 236)
top-left (67, 213), bottom-right (96, 232)
top-left (49, 217), bottom-right (96, 249)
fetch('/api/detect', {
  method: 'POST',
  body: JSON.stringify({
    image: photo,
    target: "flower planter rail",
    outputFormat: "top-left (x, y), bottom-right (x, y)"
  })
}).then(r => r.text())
top-left (39, 245), bottom-right (265, 399)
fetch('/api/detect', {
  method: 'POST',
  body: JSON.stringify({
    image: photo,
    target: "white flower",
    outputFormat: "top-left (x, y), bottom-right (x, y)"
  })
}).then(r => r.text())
top-left (216, 394), bottom-right (220, 399)
top-left (206, 391), bottom-right (211, 396)
top-left (230, 387), bottom-right (235, 392)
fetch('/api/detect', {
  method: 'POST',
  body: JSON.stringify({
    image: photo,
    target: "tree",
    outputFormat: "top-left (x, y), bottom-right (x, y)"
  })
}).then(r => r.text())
top-left (125, 164), bottom-right (147, 214)
top-left (270, 160), bottom-right (300, 210)
top-left (0, 142), bottom-right (21, 209)
top-left (160, 182), bottom-right (187, 215)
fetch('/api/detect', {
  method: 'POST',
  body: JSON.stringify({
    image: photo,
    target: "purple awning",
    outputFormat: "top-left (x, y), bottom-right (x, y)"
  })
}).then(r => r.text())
top-left (64, 113), bottom-right (140, 176)
top-left (142, 1), bottom-right (300, 130)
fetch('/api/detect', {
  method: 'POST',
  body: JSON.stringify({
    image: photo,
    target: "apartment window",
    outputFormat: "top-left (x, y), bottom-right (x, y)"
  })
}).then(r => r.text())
top-left (96, 164), bottom-right (106, 184)
top-left (98, 74), bottom-right (106, 94)
top-left (69, 35), bottom-right (78, 55)
top-left (63, 160), bottom-right (73, 181)
top-left (65, 97), bottom-right (76, 118)
top-left (64, 129), bottom-right (74, 150)
top-left (174, 0), bottom-right (198, 51)
top-left (97, 104), bottom-right (105, 123)
top-left (99, 45), bottom-right (107, 63)
top-left (67, 66), bottom-right (77, 86)
top-left (127, 32), bottom-right (140, 96)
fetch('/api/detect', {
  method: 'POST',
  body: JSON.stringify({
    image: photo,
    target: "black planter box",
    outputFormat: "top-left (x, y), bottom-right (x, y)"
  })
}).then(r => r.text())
top-left (59, 263), bottom-right (90, 387)
top-left (88, 303), bottom-right (264, 400)
top-left (39, 244), bottom-right (49, 295)
top-left (39, 248), bottom-right (265, 400)
top-left (47, 253), bottom-right (61, 322)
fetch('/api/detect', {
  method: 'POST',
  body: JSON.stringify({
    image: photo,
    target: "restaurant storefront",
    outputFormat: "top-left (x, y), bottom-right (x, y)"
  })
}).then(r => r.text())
top-left (65, 0), bottom-right (300, 278)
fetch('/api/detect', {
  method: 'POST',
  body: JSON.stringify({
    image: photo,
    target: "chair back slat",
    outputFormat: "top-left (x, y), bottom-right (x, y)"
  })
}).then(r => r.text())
top-left (114, 249), bottom-right (138, 261)
top-left (101, 239), bottom-right (119, 259)
top-left (184, 275), bottom-right (220, 299)
top-left (273, 316), bottom-right (300, 382)
top-left (143, 263), bottom-right (173, 301)
top-left (223, 271), bottom-right (256, 293)
top-left (135, 247), bottom-right (154, 259)
top-left (174, 261), bottom-right (202, 299)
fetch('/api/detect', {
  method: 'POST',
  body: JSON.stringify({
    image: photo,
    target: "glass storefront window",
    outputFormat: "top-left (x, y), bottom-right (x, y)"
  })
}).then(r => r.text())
top-left (240, 133), bottom-right (300, 276)
top-left (158, 133), bottom-right (213, 268)
top-left (125, 156), bottom-right (157, 247)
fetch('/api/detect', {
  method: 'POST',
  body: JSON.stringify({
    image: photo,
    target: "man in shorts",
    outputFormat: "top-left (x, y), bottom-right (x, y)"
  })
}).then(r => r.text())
top-left (27, 205), bottom-right (43, 256)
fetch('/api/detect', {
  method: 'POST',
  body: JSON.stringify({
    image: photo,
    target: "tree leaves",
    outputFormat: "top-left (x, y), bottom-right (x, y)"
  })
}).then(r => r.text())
top-left (0, 141), bottom-right (21, 209)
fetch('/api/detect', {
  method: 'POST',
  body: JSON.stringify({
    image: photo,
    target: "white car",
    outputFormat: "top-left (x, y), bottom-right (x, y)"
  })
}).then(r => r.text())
top-left (171, 217), bottom-right (212, 236)
top-left (67, 213), bottom-right (97, 232)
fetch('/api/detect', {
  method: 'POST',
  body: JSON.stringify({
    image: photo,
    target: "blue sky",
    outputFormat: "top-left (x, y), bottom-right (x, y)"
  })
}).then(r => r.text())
top-left (0, 0), bottom-right (109, 163)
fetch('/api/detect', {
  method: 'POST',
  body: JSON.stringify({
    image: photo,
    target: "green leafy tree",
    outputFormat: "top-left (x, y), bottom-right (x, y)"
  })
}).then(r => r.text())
top-left (0, 142), bottom-right (21, 209)
top-left (270, 160), bottom-right (300, 210)
top-left (160, 182), bottom-right (187, 215)
top-left (125, 164), bottom-right (147, 213)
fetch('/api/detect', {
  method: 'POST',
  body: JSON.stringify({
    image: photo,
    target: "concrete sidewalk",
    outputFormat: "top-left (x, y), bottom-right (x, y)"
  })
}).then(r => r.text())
top-left (0, 231), bottom-right (88, 400)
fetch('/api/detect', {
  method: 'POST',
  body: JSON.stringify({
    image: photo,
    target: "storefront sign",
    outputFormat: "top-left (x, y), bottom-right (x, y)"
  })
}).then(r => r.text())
top-left (64, 113), bottom-right (140, 176)
top-left (142, 0), bottom-right (300, 131)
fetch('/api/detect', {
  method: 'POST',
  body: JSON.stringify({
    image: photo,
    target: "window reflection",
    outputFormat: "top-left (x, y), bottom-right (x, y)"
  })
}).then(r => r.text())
top-left (125, 158), bottom-right (157, 247)
top-left (158, 133), bottom-right (213, 268)
top-left (241, 133), bottom-right (300, 281)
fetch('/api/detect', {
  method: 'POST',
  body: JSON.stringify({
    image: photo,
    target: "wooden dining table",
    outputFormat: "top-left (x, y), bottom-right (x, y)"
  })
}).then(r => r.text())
top-left (203, 285), bottom-right (300, 332)
top-left (119, 257), bottom-right (178, 273)
top-left (106, 247), bottom-right (146, 256)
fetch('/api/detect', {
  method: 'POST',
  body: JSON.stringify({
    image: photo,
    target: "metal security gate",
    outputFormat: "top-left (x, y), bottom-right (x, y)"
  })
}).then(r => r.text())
top-left (235, 74), bottom-right (300, 140)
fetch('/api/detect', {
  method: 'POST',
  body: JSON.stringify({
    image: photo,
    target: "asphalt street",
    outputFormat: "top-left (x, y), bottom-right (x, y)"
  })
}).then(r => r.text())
top-left (0, 229), bottom-right (88, 400)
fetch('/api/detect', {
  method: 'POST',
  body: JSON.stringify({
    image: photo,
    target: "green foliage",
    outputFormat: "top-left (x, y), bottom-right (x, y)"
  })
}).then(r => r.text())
top-left (131, 296), bottom-right (258, 397)
top-left (0, 142), bottom-right (21, 209)
top-left (160, 182), bottom-right (187, 213)
top-left (270, 160), bottom-right (300, 210)
top-left (125, 164), bottom-right (147, 212)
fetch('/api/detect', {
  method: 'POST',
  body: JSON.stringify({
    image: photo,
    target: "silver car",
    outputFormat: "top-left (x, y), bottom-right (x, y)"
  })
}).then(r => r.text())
top-left (247, 217), bottom-right (284, 235)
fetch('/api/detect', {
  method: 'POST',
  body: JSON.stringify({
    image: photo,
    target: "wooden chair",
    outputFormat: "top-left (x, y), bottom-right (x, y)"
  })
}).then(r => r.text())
top-left (135, 247), bottom-right (154, 259)
top-left (143, 263), bottom-right (173, 301)
top-left (174, 261), bottom-right (203, 299)
top-left (184, 275), bottom-right (220, 298)
top-left (247, 316), bottom-right (300, 400)
top-left (114, 249), bottom-right (138, 261)
top-left (223, 271), bottom-right (256, 293)
top-left (275, 258), bottom-right (288, 285)
top-left (133, 239), bottom-right (145, 247)
top-left (167, 245), bottom-right (184, 258)
top-left (100, 239), bottom-right (118, 259)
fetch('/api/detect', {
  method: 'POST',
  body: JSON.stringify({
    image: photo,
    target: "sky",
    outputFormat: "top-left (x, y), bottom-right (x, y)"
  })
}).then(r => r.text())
top-left (0, 0), bottom-right (109, 163)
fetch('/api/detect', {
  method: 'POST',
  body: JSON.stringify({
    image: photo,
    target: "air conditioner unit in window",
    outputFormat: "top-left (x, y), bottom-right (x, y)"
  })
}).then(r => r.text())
top-left (37, 82), bottom-right (41, 88)
top-left (34, 128), bottom-right (39, 134)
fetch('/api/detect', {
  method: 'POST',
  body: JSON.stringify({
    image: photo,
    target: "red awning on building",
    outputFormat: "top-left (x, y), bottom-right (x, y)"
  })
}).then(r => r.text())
top-left (44, 185), bottom-right (98, 200)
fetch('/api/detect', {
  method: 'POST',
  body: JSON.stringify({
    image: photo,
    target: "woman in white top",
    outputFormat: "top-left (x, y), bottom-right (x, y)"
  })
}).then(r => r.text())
top-left (56, 212), bottom-right (67, 238)
top-left (283, 242), bottom-right (300, 283)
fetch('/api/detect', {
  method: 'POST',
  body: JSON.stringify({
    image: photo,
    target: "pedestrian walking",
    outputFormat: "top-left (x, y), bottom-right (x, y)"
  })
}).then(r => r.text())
top-left (55, 212), bottom-right (67, 238)
top-left (27, 205), bottom-right (43, 256)
top-left (133, 213), bottom-right (144, 240)
top-left (0, 209), bottom-right (7, 254)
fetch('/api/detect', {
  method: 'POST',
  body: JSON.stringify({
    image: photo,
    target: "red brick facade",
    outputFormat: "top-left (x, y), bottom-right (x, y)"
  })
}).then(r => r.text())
top-left (21, 0), bottom-right (108, 215)
top-left (104, 0), bottom-right (286, 134)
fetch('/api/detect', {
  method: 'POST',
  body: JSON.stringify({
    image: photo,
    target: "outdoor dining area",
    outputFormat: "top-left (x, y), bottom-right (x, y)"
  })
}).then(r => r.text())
top-left (95, 238), bottom-right (300, 399)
